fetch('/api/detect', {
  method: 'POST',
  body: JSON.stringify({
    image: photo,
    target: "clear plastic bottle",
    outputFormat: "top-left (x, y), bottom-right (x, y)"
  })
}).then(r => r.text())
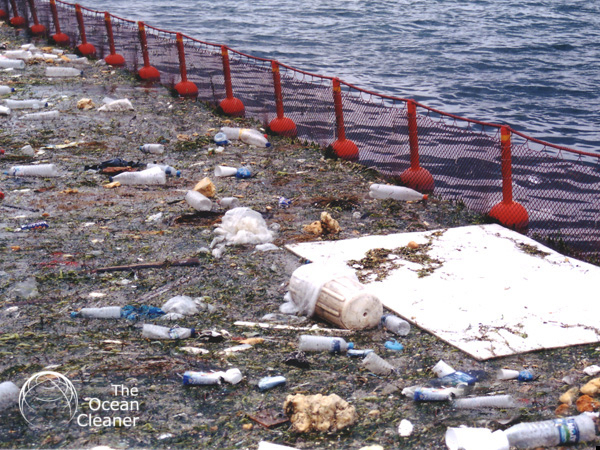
top-left (109, 166), bottom-right (166, 185)
top-left (182, 371), bottom-right (222, 385)
top-left (0, 59), bottom-right (25, 69)
top-left (8, 164), bottom-right (60, 177)
top-left (21, 110), bottom-right (60, 121)
top-left (503, 413), bottom-right (598, 448)
top-left (218, 197), bottom-right (240, 209)
top-left (71, 306), bottom-right (122, 319)
top-left (140, 143), bottom-right (165, 154)
top-left (381, 314), bottom-right (411, 336)
top-left (5, 99), bottom-right (47, 109)
top-left (141, 324), bottom-right (195, 340)
top-left (369, 184), bottom-right (428, 201)
top-left (0, 85), bottom-right (15, 95)
top-left (432, 360), bottom-right (478, 386)
top-left (146, 163), bottom-right (180, 177)
top-left (185, 190), bottom-right (212, 211)
top-left (298, 335), bottom-right (354, 353)
top-left (0, 381), bottom-right (20, 410)
top-left (402, 385), bottom-right (466, 401)
top-left (220, 127), bottom-right (271, 148)
top-left (453, 394), bottom-right (517, 409)
top-left (45, 67), bottom-right (83, 78)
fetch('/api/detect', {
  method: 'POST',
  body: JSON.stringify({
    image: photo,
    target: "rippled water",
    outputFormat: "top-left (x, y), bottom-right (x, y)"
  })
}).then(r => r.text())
top-left (77, 0), bottom-right (600, 152)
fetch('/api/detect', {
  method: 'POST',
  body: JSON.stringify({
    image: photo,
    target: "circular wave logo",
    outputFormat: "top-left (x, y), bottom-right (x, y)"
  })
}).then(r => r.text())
top-left (19, 371), bottom-right (78, 429)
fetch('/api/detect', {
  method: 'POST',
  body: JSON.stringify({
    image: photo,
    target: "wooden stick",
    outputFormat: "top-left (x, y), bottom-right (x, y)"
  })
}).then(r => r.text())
top-left (91, 258), bottom-right (201, 273)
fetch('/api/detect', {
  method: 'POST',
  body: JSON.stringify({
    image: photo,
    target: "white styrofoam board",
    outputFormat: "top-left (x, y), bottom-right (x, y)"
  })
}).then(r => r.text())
top-left (285, 224), bottom-right (600, 360)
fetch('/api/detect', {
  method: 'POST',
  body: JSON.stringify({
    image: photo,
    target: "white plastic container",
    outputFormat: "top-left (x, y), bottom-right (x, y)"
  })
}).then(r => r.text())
top-left (0, 85), bottom-right (15, 95)
top-left (185, 190), bottom-right (212, 211)
top-left (0, 381), bottom-right (20, 410)
top-left (453, 395), bottom-right (517, 409)
top-left (381, 314), bottom-right (410, 336)
top-left (496, 368), bottom-right (534, 381)
top-left (218, 197), bottom-right (240, 209)
top-left (5, 99), bottom-right (47, 109)
top-left (214, 165), bottom-right (238, 177)
top-left (142, 324), bottom-right (194, 340)
top-left (446, 427), bottom-right (510, 450)
top-left (402, 385), bottom-right (465, 401)
top-left (503, 413), bottom-right (597, 448)
top-left (140, 143), bottom-right (164, 154)
top-left (361, 351), bottom-right (395, 375)
top-left (8, 164), bottom-right (60, 177)
top-left (0, 59), bottom-right (25, 69)
top-left (182, 371), bottom-right (223, 385)
top-left (369, 183), bottom-right (428, 201)
top-left (45, 67), bottom-right (83, 78)
top-left (298, 335), bottom-right (353, 353)
top-left (109, 166), bottom-right (166, 185)
top-left (77, 306), bottom-right (122, 319)
top-left (21, 110), bottom-right (60, 121)
top-left (220, 127), bottom-right (271, 148)
top-left (0, 105), bottom-right (10, 115)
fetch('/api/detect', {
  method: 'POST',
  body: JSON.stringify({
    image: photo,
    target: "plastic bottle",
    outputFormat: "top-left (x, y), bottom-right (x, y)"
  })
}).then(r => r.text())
top-left (0, 85), bottom-right (15, 95)
top-left (347, 349), bottom-right (374, 358)
top-left (258, 375), bottom-right (286, 391)
top-left (5, 99), bottom-right (47, 109)
top-left (140, 143), bottom-right (165, 154)
top-left (185, 190), bottom-right (212, 211)
top-left (21, 110), bottom-right (60, 121)
top-left (453, 394), bottom-right (517, 409)
top-left (369, 184), bottom-right (428, 201)
top-left (503, 413), bottom-right (598, 448)
top-left (402, 385), bottom-right (466, 401)
top-left (298, 335), bottom-right (354, 353)
top-left (381, 314), bottom-right (411, 336)
top-left (71, 306), bottom-right (122, 319)
top-left (182, 371), bottom-right (222, 385)
top-left (8, 164), bottom-right (60, 177)
top-left (0, 59), bottom-right (25, 69)
top-left (220, 127), bottom-right (271, 148)
top-left (446, 428), bottom-right (510, 450)
top-left (20, 221), bottom-right (49, 231)
top-left (496, 368), bottom-right (534, 381)
top-left (218, 197), bottom-right (240, 209)
top-left (146, 163), bottom-right (181, 177)
top-left (361, 352), bottom-right (395, 375)
top-left (141, 324), bottom-right (195, 340)
top-left (0, 381), bottom-right (20, 410)
top-left (432, 360), bottom-right (478, 386)
top-left (213, 132), bottom-right (229, 145)
top-left (109, 166), bottom-right (166, 185)
top-left (45, 67), bottom-right (83, 78)
top-left (214, 165), bottom-right (238, 177)
top-left (3, 50), bottom-right (32, 60)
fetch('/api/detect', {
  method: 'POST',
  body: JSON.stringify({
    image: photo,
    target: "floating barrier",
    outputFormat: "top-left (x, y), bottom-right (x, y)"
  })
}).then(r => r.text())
top-left (12, 0), bottom-right (600, 259)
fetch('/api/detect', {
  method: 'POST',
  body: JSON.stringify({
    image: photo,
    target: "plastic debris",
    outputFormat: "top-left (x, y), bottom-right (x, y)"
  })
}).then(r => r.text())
top-left (211, 207), bottom-right (275, 256)
top-left (77, 98), bottom-right (95, 109)
top-left (98, 98), bottom-right (134, 111)
top-left (183, 368), bottom-right (242, 385)
top-left (20, 221), bottom-right (49, 231)
top-left (384, 339), bottom-right (404, 352)
top-left (142, 324), bottom-right (195, 340)
top-left (193, 177), bottom-right (216, 197)
top-left (0, 381), bottom-right (20, 410)
top-left (583, 365), bottom-right (600, 376)
top-left (258, 376), bottom-right (286, 391)
top-left (161, 296), bottom-right (199, 317)
top-left (284, 393), bottom-right (357, 432)
top-left (398, 419), bottom-right (414, 437)
top-left (361, 352), bottom-right (395, 376)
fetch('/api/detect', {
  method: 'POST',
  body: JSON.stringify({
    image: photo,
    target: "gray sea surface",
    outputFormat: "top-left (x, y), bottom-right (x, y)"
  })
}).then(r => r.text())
top-left (76, 0), bottom-right (600, 152)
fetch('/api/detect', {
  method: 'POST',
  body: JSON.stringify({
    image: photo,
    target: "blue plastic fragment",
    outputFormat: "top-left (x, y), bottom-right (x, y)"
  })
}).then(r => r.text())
top-left (517, 370), bottom-right (534, 381)
top-left (384, 340), bottom-right (404, 352)
top-left (235, 167), bottom-right (252, 179)
top-left (120, 305), bottom-right (165, 321)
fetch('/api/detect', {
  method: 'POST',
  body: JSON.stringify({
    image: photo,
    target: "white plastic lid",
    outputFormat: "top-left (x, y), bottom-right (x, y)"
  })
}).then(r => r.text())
top-left (445, 427), bottom-right (509, 450)
top-left (432, 359), bottom-right (455, 378)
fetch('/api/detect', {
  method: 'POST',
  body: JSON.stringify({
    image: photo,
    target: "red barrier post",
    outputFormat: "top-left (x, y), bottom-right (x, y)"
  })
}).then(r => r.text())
top-left (399, 100), bottom-right (434, 192)
top-left (268, 61), bottom-right (297, 137)
top-left (0, 3), bottom-right (7, 21)
top-left (103, 12), bottom-right (125, 66)
top-left (49, 0), bottom-right (69, 46)
top-left (330, 78), bottom-right (358, 161)
top-left (218, 46), bottom-right (245, 116)
top-left (137, 22), bottom-right (160, 82)
top-left (489, 126), bottom-right (529, 230)
top-left (174, 33), bottom-right (198, 98)
top-left (75, 4), bottom-right (96, 57)
top-left (8, 0), bottom-right (25, 27)
top-left (26, 0), bottom-right (46, 36)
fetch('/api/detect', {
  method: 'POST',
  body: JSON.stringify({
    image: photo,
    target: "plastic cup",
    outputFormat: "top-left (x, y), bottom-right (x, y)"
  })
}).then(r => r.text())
top-left (214, 165), bottom-right (237, 177)
top-left (496, 369), bottom-right (520, 380)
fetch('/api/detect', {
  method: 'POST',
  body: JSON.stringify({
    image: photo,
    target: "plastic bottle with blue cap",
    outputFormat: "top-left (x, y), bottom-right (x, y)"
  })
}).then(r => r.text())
top-left (220, 127), bottom-right (271, 148)
top-left (147, 163), bottom-right (181, 177)
top-left (0, 86), bottom-right (15, 95)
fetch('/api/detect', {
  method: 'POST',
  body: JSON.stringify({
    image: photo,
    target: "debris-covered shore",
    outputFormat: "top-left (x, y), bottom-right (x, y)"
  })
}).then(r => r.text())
top-left (1, 24), bottom-right (600, 450)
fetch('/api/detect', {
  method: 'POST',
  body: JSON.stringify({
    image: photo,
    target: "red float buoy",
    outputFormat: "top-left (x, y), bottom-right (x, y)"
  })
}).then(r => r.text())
top-left (268, 61), bottom-right (297, 137)
top-left (174, 33), bottom-right (198, 98)
top-left (103, 13), bottom-right (125, 67)
top-left (50, 0), bottom-right (70, 46)
top-left (218, 46), bottom-right (244, 116)
top-left (330, 78), bottom-right (358, 161)
top-left (75, 5), bottom-right (96, 58)
top-left (27, 0), bottom-right (46, 36)
top-left (137, 22), bottom-right (160, 82)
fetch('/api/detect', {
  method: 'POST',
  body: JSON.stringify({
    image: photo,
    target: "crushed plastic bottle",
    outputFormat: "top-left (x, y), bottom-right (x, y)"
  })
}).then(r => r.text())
top-left (8, 163), bottom-right (60, 177)
top-left (142, 324), bottom-right (195, 340)
top-left (432, 360), bottom-right (478, 386)
top-left (369, 183), bottom-right (428, 201)
top-left (109, 166), bottom-right (166, 185)
top-left (5, 99), bottom-right (47, 109)
top-left (258, 375), bottom-right (286, 391)
top-left (20, 221), bottom-right (49, 231)
top-left (402, 385), bottom-right (466, 401)
top-left (139, 143), bottom-right (165, 154)
top-left (45, 67), bottom-right (83, 77)
top-left (71, 305), bottom-right (165, 321)
top-left (146, 163), bottom-right (181, 177)
top-left (381, 314), bottom-right (410, 336)
top-left (183, 369), bottom-right (242, 386)
top-left (220, 127), bottom-right (271, 147)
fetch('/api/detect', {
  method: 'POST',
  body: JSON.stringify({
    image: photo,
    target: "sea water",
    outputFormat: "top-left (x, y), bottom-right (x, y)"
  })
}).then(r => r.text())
top-left (76, 0), bottom-right (600, 152)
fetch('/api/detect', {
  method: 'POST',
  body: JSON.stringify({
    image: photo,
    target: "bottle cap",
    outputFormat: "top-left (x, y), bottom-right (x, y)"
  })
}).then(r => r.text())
top-left (347, 342), bottom-right (354, 350)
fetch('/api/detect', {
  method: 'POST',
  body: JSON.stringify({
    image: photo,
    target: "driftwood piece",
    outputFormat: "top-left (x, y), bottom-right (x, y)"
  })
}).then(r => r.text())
top-left (91, 257), bottom-right (201, 273)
